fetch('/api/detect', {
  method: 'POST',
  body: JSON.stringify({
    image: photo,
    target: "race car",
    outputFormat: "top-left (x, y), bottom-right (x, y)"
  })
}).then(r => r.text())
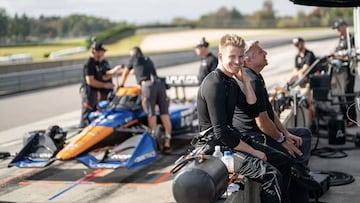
top-left (8, 76), bottom-right (199, 170)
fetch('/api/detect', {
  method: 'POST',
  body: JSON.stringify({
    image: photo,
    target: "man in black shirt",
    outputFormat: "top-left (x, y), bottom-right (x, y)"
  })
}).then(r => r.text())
top-left (288, 37), bottom-right (316, 85)
top-left (197, 34), bottom-right (291, 203)
top-left (331, 19), bottom-right (356, 127)
top-left (194, 37), bottom-right (218, 84)
top-left (289, 37), bottom-right (317, 120)
top-left (332, 19), bottom-right (355, 54)
top-left (79, 42), bottom-right (121, 128)
top-left (233, 41), bottom-right (312, 203)
top-left (120, 46), bottom-right (172, 153)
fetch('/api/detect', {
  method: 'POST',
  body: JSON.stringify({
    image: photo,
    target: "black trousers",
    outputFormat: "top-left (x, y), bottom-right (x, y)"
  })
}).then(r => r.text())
top-left (249, 128), bottom-right (312, 203)
top-left (245, 140), bottom-right (292, 203)
top-left (232, 149), bottom-right (285, 203)
top-left (265, 128), bottom-right (312, 166)
top-left (79, 87), bottom-right (97, 128)
top-left (197, 133), bottom-right (292, 203)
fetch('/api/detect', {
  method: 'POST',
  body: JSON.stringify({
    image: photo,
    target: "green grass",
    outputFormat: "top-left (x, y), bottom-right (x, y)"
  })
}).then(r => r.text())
top-left (105, 34), bottom-right (147, 56)
top-left (0, 34), bottom-right (147, 61)
top-left (60, 34), bottom-right (147, 60)
top-left (0, 45), bottom-right (83, 60)
top-left (0, 27), bottom-right (332, 61)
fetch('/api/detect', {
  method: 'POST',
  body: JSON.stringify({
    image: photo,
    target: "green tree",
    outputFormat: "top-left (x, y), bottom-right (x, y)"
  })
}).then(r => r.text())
top-left (197, 6), bottom-right (243, 28)
top-left (18, 14), bottom-right (30, 40)
top-left (328, 8), bottom-right (353, 26)
top-left (251, 0), bottom-right (276, 28)
top-left (58, 14), bottom-right (115, 37)
top-left (0, 8), bottom-right (8, 42)
top-left (171, 17), bottom-right (194, 26)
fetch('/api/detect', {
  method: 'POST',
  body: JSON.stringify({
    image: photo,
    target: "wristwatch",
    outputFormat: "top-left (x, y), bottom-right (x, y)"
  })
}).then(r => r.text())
top-left (277, 132), bottom-right (286, 143)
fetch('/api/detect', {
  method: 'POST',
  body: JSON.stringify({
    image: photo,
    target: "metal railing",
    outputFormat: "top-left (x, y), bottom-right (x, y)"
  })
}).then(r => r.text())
top-left (0, 50), bottom-right (199, 96)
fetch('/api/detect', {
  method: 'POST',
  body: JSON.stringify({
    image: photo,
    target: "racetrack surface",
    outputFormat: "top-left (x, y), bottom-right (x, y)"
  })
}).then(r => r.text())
top-left (1, 38), bottom-right (360, 203)
top-left (140, 28), bottom-right (335, 52)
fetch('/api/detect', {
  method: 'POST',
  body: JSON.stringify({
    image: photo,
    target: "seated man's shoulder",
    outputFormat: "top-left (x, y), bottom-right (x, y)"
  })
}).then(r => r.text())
top-left (203, 70), bottom-right (219, 82)
top-left (244, 69), bottom-right (260, 82)
top-left (200, 71), bottom-right (226, 90)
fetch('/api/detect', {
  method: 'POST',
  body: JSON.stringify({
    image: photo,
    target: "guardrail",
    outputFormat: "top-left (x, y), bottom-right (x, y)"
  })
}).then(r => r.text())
top-left (0, 64), bottom-right (82, 95)
top-left (0, 53), bottom-right (32, 65)
top-left (49, 47), bottom-right (87, 59)
top-left (0, 50), bottom-right (200, 96)
top-left (0, 35), bottom-right (336, 96)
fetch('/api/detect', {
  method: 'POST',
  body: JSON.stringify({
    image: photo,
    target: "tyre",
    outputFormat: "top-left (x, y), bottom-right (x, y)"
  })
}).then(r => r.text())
top-left (153, 124), bottom-right (166, 153)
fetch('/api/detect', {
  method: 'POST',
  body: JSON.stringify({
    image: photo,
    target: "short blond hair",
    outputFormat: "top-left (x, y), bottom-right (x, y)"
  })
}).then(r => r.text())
top-left (218, 34), bottom-right (246, 53)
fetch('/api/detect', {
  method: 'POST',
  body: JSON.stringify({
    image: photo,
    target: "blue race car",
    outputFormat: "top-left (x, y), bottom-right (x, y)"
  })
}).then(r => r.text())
top-left (9, 76), bottom-right (199, 170)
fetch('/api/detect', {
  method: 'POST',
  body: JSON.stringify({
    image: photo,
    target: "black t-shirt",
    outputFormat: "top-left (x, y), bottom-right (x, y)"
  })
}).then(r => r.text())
top-left (197, 69), bottom-right (256, 148)
top-left (335, 34), bottom-right (355, 52)
top-left (233, 67), bottom-right (273, 133)
top-left (82, 57), bottom-right (111, 91)
top-left (295, 49), bottom-right (316, 70)
top-left (198, 52), bottom-right (218, 84)
top-left (127, 55), bottom-right (157, 84)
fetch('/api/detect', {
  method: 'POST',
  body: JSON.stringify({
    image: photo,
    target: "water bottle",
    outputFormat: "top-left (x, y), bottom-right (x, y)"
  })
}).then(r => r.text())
top-left (222, 151), bottom-right (234, 175)
top-left (212, 145), bottom-right (223, 158)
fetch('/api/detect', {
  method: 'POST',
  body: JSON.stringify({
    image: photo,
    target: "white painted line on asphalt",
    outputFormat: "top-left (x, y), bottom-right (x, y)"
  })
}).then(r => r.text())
top-left (0, 110), bottom-right (80, 147)
top-left (0, 139), bottom-right (22, 148)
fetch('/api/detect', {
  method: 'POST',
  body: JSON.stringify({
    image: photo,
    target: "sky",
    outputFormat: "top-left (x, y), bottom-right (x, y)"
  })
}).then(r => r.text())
top-left (1, 0), bottom-right (316, 24)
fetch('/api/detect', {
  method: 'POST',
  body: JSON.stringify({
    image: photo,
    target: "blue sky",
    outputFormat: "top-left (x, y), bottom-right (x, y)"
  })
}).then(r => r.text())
top-left (1, 0), bottom-right (316, 23)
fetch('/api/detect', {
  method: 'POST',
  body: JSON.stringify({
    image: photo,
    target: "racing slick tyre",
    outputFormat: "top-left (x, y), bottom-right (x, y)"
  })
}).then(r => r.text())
top-left (153, 124), bottom-right (166, 153)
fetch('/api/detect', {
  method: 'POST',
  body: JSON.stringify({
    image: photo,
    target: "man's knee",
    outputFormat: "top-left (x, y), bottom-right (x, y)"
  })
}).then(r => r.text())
top-left (300, 128), bottom-right (312, 138)
top-left (297, 128), bottom-right (312, 149)
top-left (288, 127), bottom-right (311, 137)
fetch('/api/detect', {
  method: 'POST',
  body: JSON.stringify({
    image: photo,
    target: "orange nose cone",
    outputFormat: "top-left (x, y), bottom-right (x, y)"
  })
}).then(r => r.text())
top-left (56, 126), bottom-right (114, 160)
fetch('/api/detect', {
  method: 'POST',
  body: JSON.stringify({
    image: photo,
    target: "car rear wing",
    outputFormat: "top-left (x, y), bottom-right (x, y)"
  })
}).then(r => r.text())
top-left (165, 75), bottom-right (199, 101)
top-left (165, 75), bottom-right (199, 87)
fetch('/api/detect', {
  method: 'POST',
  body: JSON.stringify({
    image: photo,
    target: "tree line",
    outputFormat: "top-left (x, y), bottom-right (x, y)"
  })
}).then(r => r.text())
top-left (0, 8), bottom-right (119, 45)
top-left (0, 0), bottom-right (353, 45)
top-left (173, 1), bottom-right (353, 28)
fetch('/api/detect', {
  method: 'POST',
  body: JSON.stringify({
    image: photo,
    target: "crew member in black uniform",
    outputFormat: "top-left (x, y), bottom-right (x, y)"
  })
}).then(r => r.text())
top-left (233, 41), bottom-right (312, 203)
top-left (119, 46), bottom-right (172, 153)
top-left (331, 19), bottom-right (356, 127)
top-left (194, 37), bottom-right (218, 84)
top-left (288, 37), bottom-right (317, 120)
top-left (79, 42), bottom-right (122, 128)
top-left (288, 37), bottom-right (316, 85)
top-left (197, 34), bottom-right (292, 203)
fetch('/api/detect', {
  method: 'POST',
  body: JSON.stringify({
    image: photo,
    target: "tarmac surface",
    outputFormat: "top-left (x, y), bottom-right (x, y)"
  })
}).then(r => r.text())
top-left (0, 37), bottom-right (359, 202)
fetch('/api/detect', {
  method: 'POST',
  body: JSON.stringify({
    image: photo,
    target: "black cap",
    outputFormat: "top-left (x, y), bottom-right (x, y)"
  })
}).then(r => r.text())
top-left (332, 19), bottom-right (347, 29)
top-left (292, 37), bottom-right (304, 45)
top-left (92, 42), bottom-right (107, 51)
top-left (195, 37), bottom-right (209, 48)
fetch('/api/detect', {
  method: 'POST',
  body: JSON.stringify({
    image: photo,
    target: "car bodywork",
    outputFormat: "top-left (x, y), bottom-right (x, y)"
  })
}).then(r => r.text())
top-left (9, 81), bottom-right (198, 170)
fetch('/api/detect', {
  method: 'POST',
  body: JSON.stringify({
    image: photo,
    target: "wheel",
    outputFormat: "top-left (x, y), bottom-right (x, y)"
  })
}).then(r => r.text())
top-left (153, 124), bottom-right (166, 153)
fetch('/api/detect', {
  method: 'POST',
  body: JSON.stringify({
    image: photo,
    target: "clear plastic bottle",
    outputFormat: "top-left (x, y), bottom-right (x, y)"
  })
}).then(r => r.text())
top-left (222, 151), bottom-right (234, 175)
top-left (212, 145), bottom-right (223, 159)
